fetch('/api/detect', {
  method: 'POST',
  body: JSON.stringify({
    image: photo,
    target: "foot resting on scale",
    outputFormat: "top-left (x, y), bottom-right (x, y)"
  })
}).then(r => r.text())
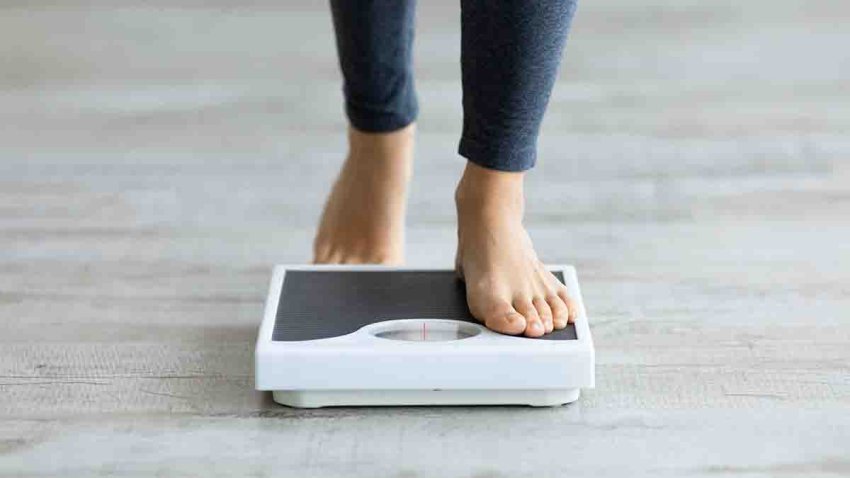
top-left (455, 161), bottom-right (576, 338)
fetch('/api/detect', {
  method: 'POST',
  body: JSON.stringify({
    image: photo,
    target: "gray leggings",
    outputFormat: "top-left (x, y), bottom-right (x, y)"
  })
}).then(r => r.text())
top-left (330, 0), bottom-right (578, 172)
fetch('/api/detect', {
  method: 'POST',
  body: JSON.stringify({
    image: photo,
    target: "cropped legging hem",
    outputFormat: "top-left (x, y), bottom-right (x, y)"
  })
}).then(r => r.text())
top-left (345, 102), bottom-right (418, 134)
top-left (458, 136), bottom-right (537, 172)
top-left (331, 0), bottom-right (576, 172)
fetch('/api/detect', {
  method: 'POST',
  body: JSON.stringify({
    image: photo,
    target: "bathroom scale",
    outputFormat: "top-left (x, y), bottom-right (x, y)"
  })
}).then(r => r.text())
top-left (255, 265), bottom-right (595, 408)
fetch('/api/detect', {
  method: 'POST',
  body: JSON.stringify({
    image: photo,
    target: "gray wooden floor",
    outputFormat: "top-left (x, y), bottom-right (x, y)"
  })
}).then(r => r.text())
top-left (1, 0), bottom-right (849, 476)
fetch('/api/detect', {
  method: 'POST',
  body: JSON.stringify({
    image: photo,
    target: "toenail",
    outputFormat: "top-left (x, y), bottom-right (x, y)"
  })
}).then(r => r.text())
top-left (530, 321), bottom-right (543, 332)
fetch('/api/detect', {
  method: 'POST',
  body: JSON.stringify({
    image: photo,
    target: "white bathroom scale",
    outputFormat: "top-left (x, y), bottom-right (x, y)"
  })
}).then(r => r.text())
top-left (255, 265), bottom-right (595, 408)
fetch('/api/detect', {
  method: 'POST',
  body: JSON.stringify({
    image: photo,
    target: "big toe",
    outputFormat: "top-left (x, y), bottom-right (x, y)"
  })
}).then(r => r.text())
top-left (476, 303), bottom-right (527, 336)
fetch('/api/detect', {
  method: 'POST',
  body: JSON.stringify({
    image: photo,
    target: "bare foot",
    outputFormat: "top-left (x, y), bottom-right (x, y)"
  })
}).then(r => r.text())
top-left (454, 162), bottom-right (576, 337)
top-left (313, 125), bottom-right (414, 265)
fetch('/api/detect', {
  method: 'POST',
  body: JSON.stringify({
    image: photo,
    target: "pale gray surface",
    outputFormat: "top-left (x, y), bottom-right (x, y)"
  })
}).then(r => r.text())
top-left (1, 0), bottom-right (849, 477)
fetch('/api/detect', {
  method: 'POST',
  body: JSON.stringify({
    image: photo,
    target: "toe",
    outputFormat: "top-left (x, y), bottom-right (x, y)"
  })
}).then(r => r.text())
top-left (515, 299), bottom-right (544, 338)
top-left (567, 296), bottom-right (579, 323)
top-left (314, 248), bottom-right (339, 264)
top-left (548, 294), bottom-right (569, 329)
top-left (477, 301), bottom-right (527, 336)
top-left (533, 297), bottom-right (553, 333)
top-left (312, 243), bottom-right (331, 264)
top-left (340, 255), bottom-right (360, 264)
top-left (485, 310), bottom-right (527, 336)
top-left (325, 250), bottom-right (344, 264)
top-left (557, 288), bottom-right (577, 323)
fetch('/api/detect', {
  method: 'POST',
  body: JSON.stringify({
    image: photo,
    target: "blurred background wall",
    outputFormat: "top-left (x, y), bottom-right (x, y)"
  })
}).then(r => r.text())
top-left (2, 0), bottom-right (846, 263)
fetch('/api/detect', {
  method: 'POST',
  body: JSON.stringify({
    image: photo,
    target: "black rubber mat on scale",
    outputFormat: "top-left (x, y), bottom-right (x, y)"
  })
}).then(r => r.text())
top-left (273, 270), bottom-right (577, 341)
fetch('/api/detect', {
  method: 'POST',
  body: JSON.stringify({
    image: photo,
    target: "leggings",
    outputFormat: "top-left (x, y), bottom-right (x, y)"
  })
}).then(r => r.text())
top-left (330, 0), bottom-right (578, 172)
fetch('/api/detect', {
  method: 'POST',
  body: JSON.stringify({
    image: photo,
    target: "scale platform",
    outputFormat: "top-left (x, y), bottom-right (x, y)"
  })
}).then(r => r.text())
top-left (255, 265), bottom-right (595, 408)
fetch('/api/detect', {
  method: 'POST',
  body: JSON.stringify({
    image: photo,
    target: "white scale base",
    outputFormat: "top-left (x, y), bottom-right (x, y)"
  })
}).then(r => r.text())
top-left (273, 389), bottom-right (581, 408)
top-left (256, 265), bottom-right (595, 408)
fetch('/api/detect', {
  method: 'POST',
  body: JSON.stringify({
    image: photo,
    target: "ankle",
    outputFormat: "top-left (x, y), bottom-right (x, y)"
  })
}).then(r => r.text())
top-left (346, 124), bottom-right (415, 179)
top-left (455, 161), bottom-right (525, 217)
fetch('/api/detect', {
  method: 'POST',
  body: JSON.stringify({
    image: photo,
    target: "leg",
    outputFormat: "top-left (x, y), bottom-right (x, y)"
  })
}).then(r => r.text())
top-left (314, 0), bottom-right (418, 265)
top-left (455, 0), bottom-right (579, 337)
